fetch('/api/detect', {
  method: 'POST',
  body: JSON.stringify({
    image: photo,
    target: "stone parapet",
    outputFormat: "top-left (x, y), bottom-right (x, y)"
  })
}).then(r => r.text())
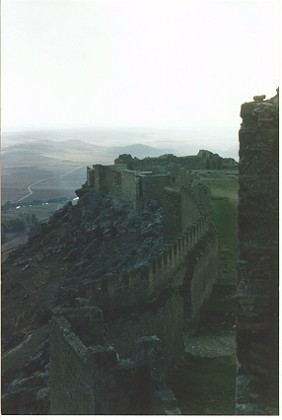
top-left (80, 214), bottom-right (210, 307)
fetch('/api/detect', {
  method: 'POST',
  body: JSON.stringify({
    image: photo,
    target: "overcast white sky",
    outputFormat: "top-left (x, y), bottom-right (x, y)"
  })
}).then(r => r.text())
top-left (1, 0), bottom-right (280, 133)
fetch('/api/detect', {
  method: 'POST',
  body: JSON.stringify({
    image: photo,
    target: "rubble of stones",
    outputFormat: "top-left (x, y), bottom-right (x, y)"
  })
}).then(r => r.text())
top-left (2, 340), bottom-right (50, 414)
top-left (21, 181), bottom-right (211, 287)
top-left (30, 189), bottom-right (166, 277)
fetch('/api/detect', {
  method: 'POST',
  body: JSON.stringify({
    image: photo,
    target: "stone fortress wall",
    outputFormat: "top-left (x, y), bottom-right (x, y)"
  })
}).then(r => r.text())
top-left (163, 186), bottom-right (202, 238)
top-left (87, 162), bottom-right (196, 211)
top-left (51, 153), bottom-right (219, 413)
top-left (236, 91), bottom-right (279, 414)
top-left (114, 149), bottom-right (238, 172)
top-left (81, 159), bottom-right (217, 340)
top-left (50, 306), bottom-right (181, 414)
top-left (77, 215), bottom-right (217, 359)
top-left (81, 216), bottom-right (209, 306)
top-left (49, 89), bottom-right (279, 414)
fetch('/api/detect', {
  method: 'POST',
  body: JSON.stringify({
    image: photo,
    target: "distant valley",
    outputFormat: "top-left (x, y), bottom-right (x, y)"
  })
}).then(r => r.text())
top-left (1, 138), bottom-right (174, 203)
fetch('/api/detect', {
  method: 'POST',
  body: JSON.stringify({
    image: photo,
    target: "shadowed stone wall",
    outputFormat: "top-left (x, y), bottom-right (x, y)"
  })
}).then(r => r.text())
top-left (121, 171), bottom-right (171, 209)
top-left (236, 91), bottom-right (279, 414)
top-left (78, 215), bottom-right (217, 363)
top-left (121, 170), bottom-right (140, 208)
top-left (163, 187), bottom-right (201, 240)
top-left (189, 235), bottom-right (218, 330)
top-left (103, 290), bottom-right (184, 365)
top-left (163, 187), bottom-right (182, 239)
top-left (50, 306), bottom-right (181, 414)
top-left (140, 173), bottom-right (171, 203)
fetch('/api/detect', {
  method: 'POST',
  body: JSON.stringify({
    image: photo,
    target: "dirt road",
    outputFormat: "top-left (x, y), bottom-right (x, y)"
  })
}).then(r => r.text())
top-left (13, 166), bottom-right (83, 203)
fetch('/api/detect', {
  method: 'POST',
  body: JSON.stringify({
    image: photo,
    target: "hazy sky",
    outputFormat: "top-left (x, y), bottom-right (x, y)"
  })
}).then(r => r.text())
top-left (1, 0), bottom-right (280, 133)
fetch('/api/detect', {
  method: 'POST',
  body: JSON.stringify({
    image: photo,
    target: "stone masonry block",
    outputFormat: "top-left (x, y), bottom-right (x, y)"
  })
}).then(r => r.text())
top-left (88, 344), bottom-right (118, 368)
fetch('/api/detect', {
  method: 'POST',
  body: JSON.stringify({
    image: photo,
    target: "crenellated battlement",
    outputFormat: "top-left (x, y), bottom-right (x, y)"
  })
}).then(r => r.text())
top-left (80, 214), bottom-right (210, 307)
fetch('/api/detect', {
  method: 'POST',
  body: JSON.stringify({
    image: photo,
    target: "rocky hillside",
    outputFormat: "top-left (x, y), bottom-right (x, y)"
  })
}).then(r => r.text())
top-left (2, 191), bottom-right (167, 336)
top-left (1, 185), bottom-right (179, 414)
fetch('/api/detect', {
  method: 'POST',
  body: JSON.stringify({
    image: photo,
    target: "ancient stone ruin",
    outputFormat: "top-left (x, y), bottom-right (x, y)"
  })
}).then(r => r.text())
top-left (49, 155), bottom-right (218, 413)
top-left (114, 149), bottom-right (237, 171)
top-left (49, 88), bottom-right (279, 414)
top-left (2, 88), bottom-right (277, 414)
top-left (50, 305), bottom-right (180, 414)
top-left (236, 89), bottom-right (279, 414)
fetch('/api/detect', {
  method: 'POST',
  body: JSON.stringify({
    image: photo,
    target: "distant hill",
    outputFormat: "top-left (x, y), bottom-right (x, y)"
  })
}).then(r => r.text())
top-left (2, 139), bottom-right (172, 166)
top-left (2, 139), bottom-right (106, 156)
top-left (108, 143), bottom-right (173, 159)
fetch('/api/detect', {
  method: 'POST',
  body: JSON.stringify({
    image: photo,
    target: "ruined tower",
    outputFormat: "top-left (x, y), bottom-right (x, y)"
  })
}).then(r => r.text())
top-left (236, 90), bottom-right (279, 414)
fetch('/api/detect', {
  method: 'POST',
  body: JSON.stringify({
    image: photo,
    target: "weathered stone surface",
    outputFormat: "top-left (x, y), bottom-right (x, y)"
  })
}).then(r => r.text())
top-left (28, 223), bottom-right (48, 241)
top-left (156, 389), bottom-right (181, 414)
top-left (2, 331), bottom-right (27, 352)
top-left (2, 340), bottom-right (50, 415)
top-left (35, 387), bottom-right (50, 413)
top-left (236, 90), bottom-right (279, 414)
top-left (253, 94), bottom-right (266, 102)
top-left (50, 310), bottom-right (180, 415)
